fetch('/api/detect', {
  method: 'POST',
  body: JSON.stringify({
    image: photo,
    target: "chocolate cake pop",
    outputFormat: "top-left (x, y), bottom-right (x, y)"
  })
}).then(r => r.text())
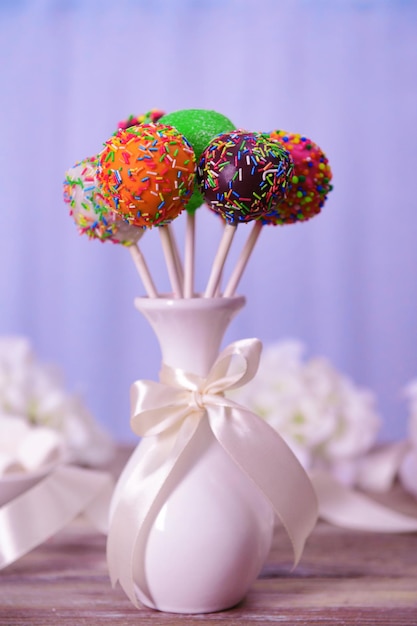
top-left (97, 123), bottom-right (196, 228)
top-left (197, 130), bottom-right (293, 224)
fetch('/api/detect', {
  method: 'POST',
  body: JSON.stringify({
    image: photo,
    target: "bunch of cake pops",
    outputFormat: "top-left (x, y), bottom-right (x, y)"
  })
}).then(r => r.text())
top-left (63, 108), bottom-right (333, 299)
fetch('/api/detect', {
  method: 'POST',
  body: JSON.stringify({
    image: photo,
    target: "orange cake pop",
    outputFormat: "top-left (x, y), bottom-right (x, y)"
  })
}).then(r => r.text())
top-left (97, 123), bottom-right (196, 228)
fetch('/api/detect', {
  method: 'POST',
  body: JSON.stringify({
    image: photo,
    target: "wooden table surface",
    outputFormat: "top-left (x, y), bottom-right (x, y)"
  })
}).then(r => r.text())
top-left (1, 450), bottom-right (417, 626)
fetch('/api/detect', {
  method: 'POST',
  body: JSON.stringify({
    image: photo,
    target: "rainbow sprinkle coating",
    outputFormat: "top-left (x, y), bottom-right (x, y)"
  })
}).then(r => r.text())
top-left (263, 130), bottom-right (333, 225)
top-left (115, 109), bottom-right (165, 133)
top-left (63, 156), bottom-right (142, 245)
top-left (197, 130), bottom-right (293, 224)
top-left (97, 123), bottom-right (196, 228)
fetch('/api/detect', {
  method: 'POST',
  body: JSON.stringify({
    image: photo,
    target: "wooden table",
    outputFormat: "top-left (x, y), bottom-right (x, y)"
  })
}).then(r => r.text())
top-left (1, 451), bottom-right (417, 625)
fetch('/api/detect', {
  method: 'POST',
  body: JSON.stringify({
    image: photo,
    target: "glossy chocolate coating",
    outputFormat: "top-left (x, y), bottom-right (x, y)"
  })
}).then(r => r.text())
top-left (197, 131), bottom-right (293, 224)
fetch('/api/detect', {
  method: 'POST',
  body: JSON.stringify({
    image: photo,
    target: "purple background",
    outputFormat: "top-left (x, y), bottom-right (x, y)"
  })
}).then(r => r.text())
top-left (0, 0), bottom-right (416, 443)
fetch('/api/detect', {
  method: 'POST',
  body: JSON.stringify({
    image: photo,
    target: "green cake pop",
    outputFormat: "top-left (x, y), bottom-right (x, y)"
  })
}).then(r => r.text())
top-left (160, 109), bottom-right (236, 215)
top-left (159, 109), bottom-right (236, 160)
top-left (185, 187), bottom-right (205, 215)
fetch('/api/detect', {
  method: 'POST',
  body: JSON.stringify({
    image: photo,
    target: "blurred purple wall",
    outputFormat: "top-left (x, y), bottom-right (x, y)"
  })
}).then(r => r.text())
top-left (0, 0), bottom-right (416, 442)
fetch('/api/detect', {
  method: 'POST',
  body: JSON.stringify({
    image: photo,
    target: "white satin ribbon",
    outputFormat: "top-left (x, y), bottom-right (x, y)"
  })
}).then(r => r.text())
top-left (0, 465), bottom-right (114, 569)
top-left (311, 439), bottom-right (417, 532)
top-left (107, 338), bottom-right (318, 607)
top-left (312, 470), bottom-right (417, 532)
top-left (355, 441), bottom-right (410, 493)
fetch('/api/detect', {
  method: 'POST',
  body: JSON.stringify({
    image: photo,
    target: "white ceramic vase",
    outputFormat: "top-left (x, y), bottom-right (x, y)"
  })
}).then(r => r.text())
top-left (110, 295), bottom-right (275, 614)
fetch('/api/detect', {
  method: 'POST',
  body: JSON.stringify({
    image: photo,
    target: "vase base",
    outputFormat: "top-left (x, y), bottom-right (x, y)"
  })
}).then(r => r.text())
top-left (137, 590), bottom-right (243, 615)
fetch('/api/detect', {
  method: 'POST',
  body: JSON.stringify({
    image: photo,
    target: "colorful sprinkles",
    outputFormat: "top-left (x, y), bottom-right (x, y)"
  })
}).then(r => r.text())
top-left (197, 130), bottom-right (293, 224)
top-left (96, 123), bottom-right (196, 228)
top-left (116, 109), bottom-right (165, 132)
top-left (263, 130), bottom-right (333, 225)
top-left (63, 156), bottom-right (142, 245)
top-left (63, 110), bottom-right (334, 300)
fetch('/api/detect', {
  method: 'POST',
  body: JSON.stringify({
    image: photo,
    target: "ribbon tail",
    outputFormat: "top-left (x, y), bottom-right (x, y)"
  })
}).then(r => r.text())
top-left (355, 441), bottom-right (409, 493)
top-left (83, 474), bottom-right (115, 534)
top-left (107, 416), bottom-right (201, 608)
top-left (311, 470), bottom-right (417, 533)
top-left (210, 407), bottom-right (318, 566)
top-left (0, 465), bottom-right (113, 570)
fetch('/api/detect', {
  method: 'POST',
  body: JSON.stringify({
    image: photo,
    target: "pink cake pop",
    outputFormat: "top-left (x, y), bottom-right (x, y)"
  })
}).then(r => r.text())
top-left (115, 109), bottom-right (165, 132)
top-left (264, 130), bottom-right (333, 224)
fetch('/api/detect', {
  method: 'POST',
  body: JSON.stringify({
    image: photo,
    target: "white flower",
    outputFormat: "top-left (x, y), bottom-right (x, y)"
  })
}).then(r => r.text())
top-left (0, 336), bottom-right (114, 475)
top-left (230, 340), bottom-right (381, 486)
top-left (403, 381), bottom-right (417, 445)
top-left (399, 381), bottom-right (417, 498)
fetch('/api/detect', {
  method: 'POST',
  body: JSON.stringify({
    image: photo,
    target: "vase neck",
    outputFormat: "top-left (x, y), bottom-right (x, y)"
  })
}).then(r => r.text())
top-left (135, 296), bottom-right (246, 377)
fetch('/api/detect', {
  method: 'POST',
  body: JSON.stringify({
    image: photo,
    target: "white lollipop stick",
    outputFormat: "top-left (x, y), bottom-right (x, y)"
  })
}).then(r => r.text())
top-left (214, 219), bottom-right (227, 297)
top-left (184, 212), bottom-right (196, 298)
top-left (129, 244), bottom-right (158, 298)
top-left (204, 222), bottom-right (237, 298)
top-left (167, 223), bottom-right (184, 288)
top-left (159, 226), bottom-right (183, 298)
top-left (223, 220), bottom-right (263, 297)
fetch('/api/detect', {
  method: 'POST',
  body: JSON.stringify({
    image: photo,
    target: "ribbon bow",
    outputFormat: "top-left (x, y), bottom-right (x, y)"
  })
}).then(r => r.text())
top-left (107, 338), bottom-right (318, 606)
top-left (0, 465), bottom-right (114, 570)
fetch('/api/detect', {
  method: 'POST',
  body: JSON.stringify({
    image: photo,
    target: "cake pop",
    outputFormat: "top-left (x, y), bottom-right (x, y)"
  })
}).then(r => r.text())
top-left (200, 131), bottom-right (292, 297)
top-left (264, 130), bottom-right (333, 224)
top-left (223, 131), bottom-right (333, 297)
top-left (64, 157), bottom-right (142, 245)
top-left (64, 157), bottom-right (158, 297)
top-left (116, 109), bottom-right (165, 132)
top-left (198, 130), bottom-right (293, 224)
top-left (97, 123), bottom-right (196, 228)
top-left (158, 109), bottom-right (236, 297)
